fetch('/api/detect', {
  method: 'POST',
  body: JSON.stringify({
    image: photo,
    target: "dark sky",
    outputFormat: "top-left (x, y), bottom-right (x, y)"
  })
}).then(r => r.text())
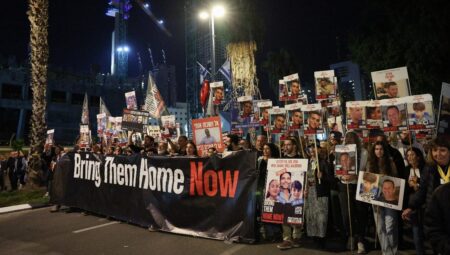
top-left (1, 0), bottom-right (358, 101)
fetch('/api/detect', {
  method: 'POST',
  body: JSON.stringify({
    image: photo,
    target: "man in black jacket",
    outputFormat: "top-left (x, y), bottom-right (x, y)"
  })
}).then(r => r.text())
top-left (425, 183), bottom-right (450, 255)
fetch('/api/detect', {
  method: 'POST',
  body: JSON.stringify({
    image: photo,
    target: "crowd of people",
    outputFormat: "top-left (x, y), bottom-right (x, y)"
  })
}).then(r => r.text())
top-left (1, 129), bottom-right (449, 255)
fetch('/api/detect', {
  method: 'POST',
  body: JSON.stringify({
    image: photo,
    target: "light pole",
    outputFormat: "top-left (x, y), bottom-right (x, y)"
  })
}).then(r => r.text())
top-left (199, 5), bottom-right (225, 82)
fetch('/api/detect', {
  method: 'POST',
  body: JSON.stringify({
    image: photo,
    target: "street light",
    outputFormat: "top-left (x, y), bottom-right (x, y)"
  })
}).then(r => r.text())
top-left (199, 4), bottom-right (226, 82)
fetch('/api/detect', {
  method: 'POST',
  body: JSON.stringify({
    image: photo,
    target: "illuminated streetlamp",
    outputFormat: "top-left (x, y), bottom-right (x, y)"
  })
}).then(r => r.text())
top-left (198, 5), bottom-right (225, 81)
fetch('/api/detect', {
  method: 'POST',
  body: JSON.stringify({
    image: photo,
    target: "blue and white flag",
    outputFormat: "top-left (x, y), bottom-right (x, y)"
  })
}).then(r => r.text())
top-left (219, 59), bottom-right (231, 83)
top-left (197, 61), bottom-right (210, 82)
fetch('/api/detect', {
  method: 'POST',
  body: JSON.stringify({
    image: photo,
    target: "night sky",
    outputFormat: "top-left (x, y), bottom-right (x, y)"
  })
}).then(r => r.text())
top-left (1, 0), bottom-right (358, 101)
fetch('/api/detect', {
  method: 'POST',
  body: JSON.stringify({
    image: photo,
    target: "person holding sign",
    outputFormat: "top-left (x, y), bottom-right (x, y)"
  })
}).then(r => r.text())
top-left (367, 141), bottom-right (399, 255)
top-left (304, 143), bottom-right (329, 248)
top-left (402, 137), bottom-right (450, 246)
top-left (337, 131), bottom-right (369, 254)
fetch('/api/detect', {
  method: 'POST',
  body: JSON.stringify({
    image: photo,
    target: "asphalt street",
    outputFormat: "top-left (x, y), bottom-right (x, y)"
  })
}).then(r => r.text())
top-left (0, 207), bottom-right (414, 255)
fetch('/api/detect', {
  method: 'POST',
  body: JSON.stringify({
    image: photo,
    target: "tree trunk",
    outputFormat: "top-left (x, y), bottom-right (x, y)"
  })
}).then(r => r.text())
top-left (27, 0), bottom-right (49, 187)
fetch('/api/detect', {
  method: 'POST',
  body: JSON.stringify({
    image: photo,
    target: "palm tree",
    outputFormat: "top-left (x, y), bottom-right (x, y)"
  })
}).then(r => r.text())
top-left (27, 0), bottom-right (49, 188)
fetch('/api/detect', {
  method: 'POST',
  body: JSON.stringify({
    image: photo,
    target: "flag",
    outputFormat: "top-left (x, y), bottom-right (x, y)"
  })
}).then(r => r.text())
top-left (81, 93), bottom-right (89, 125)
top-left (197, 61), bottom-right (210, 82)
top-left (143, 73), bottom-right (169, 118)
top-left (219, 59), bottom-right (231, 83)
top-left (99, 97), bottom-right (111, 116)
top-left (205, 87), bottom-right (215, 117)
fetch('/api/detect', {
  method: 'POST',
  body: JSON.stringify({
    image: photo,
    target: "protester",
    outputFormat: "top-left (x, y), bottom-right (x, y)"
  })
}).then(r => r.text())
top-left (277, 138), bottom-right (303, 250)
top-left (337, 131), bottom-right (369, 253)
top-left (257, 143), bottom-right (281, 242)
top-left (255, 135), bottom-right (267, 158)
top-left (157, 141), bottom-right (169, 156)
top-left (185, 141), bottom-right (198, 157)
top-left (367, 141), bottom-right (399, 255)
top-left (304, 143), bottom-right (330, 249)
top-left (402, 147), bottom-right (426, 255)
top-left (425, 183), bottom-right (450, 255)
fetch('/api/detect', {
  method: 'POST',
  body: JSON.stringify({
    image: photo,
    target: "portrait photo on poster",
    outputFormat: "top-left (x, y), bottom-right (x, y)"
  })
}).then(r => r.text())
top-left (366, 100), bottom-right (383, 129)
top-left (302, 104), bottom-right (323, 135)
top-left (346, 101), bottom-right (367, 129)
top-left (285, 102), bottom-right (303, 131)
top-left (269, 108), bottom-right (287, 134)
top-left (405, 94), bottom-right (435, 130)
top-left (371, 66), bottom-right (411, 100)
top-left (380, 98), bottom-right (408, 132)
top-left (334, 144), bottom-right (358, 176)
top-left (283, 73), bottom-right (301, 101)
top-left (262, 158), bottom-right (308, 225)
top-left (356, 171), bottom-right (405, 211)
top-left (314, 70), bottom-right (337, 100)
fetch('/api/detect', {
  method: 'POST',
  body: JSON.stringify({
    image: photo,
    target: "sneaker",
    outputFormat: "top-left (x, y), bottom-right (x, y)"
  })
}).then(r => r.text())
top-left (277, 240), bottom-right (292, 250)
top-left (49, 205), bottom-right (60, 213)
top-left (148, 225), bottom-right (158, 232)
top-left (357, 242), bottom-right (366, 254)
top-left (292, 238), bottom-right (301, 248)
top-left (43, 192), bottom-right (49, 198)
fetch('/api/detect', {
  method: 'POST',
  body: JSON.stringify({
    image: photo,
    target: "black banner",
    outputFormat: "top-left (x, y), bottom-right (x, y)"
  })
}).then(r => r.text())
top-left (50, 151), bottom-right (258, 243)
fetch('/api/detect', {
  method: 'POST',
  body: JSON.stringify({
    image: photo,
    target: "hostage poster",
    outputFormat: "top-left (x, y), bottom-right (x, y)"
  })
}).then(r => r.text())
top-left (192, 116), bottom-right (225, 157)
top-left (261, 158), bottom-right (308, 225)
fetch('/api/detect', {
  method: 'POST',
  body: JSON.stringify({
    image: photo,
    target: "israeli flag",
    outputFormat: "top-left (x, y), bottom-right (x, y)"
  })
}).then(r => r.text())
top-left (197, 61), bottom-right (210, 82)
top-left (219, 59), bottom-right (231, 83)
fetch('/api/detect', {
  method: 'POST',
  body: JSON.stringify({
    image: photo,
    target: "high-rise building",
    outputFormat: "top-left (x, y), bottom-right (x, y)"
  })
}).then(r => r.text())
top-left (151, 63), bottom-right (177, 107)
top-left (330, 61), bottom-right (372, 100)
top-left (185, 0), bottom-right (230, 134)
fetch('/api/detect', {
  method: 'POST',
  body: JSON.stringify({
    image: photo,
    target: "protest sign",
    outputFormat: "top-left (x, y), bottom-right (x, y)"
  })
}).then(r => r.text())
top-left (122, 109), bottom-right (151, 132)
top-left (380, 97), bottom-right (408, 132)
top-left (406, 94), bottom-right (435, 130)
top-left (314, 70), bottom-right (337, 100)
top-left (437, 82), bottom-right (450, 138)
top-left (125, 91), bottom-right (138, 110)
top-left (97, 113), bottom-right (107, 136)
top-left (302, 103), bottom-right (323, 135)
top-left (285, 102), bottom-right (303, 131)
top-left (346, 100), bottom-right (367, 129)
top-left (371, 67), bottom-right (411, 100)
top-left (45, 129), bottom-right (55, 146)
top-left (334, 144), bottom-right (357, 176)
top-left (284, 73), bottom-right (302, 101)
top-left (161, 115), bottom-right (178, 141)
top-left (79, 125), bottom-right (91, 148)
top-left (262, 158), bottom-right (308, 225)
top-left (366, 100), bottom-right (383, 129)
top-left (356, 171), bottom-right (405, 211)
top-left (192, 116), bottom-right (224, 156)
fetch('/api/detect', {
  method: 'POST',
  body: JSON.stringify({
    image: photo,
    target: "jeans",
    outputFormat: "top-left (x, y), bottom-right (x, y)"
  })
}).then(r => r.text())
top-left (410, 209), bottom-right (425, 255)
top-left (374, 206), bottom-right (398, 255)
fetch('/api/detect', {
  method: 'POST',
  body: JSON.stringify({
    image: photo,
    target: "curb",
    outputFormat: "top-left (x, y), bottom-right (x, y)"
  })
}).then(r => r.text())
top-left (0, 203), bottom-right (50, 214)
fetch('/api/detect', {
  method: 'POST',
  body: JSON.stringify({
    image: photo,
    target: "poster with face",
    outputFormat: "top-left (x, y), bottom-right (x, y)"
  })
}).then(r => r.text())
top-left (125, 91), bottom-right (137, 110)
top-left (45, 129), bottom-right (55, 146)
top-left (302, 103), bottom-right (323, 135)
top-left (334, 144), bottom-right (357, 176)
top-left (371, 67), bottom-right (411, 100)
top-left (237, 95), bottom-right (254, 120)
top-left (285, 102), bottom-right (303, 131)
top-left (380, 97), bottom-right (408, 132)
top-left (314, 70), bottom-right (337, 100)
top-left (366, 100), bottom-right (383, 129)
top-left (161, 115), bottom-right (178, 140)
top-left (437, 82), bottom-right (450, 139)
top-left (346, 101), bottom-right (367, 129)
top-left (79, 124), bottom-right (91, 148)
top-left (257, 100), bottom-right (272, 127)
top-left (192, 116), bottom-right (224, 156)
top-left (96, 113), bottom-right (107, 136)
top-left (261, 158), bottom-right (308, 225)
top-left (269, 108), bottom-right (287, 134)
top-left (210, 81), bottom-right (224, 105)
top-left (279, 80), bottom-right (289, 101)
top-left (146, 125), bottom-right (161, 142)
top-left (405, 94), bottom-right (435, 130)
top-left (284, 73), bottom-right (302, 101)
top-left (356, 171), bottom-right (405, 211)
top-left (122, 109), bottom-right (151, 132)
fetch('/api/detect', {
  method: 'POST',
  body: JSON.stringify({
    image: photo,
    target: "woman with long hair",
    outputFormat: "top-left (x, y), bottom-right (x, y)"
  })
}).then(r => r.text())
top-left (402, 147), bottom-right (425, 255)
top-left (367, 141), bottom-right (398, 255)
top-left (257, 143), bottom-right (281, 242)
top-left (303, 142), bottom-right (330, 249)
top-left (185, 141), bottom-right (198, 157)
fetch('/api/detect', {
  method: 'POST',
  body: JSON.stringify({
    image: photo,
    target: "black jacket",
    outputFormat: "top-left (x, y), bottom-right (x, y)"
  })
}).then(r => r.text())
top-left (409, 164), bottom-right (448, 210)
top-left (425, 183), bottom-right (450, 255)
